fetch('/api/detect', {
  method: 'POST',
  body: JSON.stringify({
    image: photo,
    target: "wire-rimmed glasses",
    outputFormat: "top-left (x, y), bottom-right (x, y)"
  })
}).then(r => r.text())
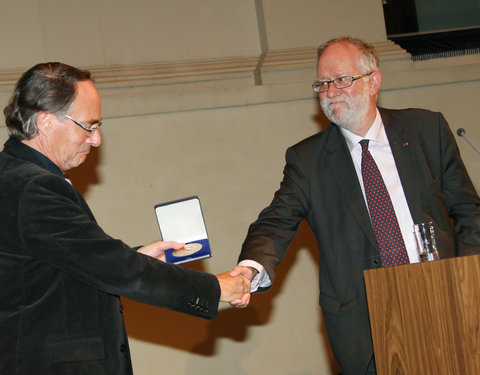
top-left (312, 72), bottom-right (372, 93)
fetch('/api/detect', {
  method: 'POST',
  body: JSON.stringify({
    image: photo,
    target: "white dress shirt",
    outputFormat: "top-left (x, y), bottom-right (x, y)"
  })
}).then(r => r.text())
top-left (341, 109), bottom-right (419, 263)
top-left (241, 109), bottom-right (419, 292)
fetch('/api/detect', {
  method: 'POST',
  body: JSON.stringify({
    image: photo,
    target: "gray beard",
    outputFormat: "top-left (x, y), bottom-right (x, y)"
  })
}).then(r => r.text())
top-left (320, 90), bottom-right (371, 133)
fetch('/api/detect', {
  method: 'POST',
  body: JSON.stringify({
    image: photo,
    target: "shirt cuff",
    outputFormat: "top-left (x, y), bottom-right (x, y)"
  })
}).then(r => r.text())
top-left (238, 259), bottom-right (272, 292)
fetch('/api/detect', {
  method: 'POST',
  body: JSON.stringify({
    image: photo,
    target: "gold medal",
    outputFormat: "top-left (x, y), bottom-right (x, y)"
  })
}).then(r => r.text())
top-left (172, 242), bottom-right (203, 257)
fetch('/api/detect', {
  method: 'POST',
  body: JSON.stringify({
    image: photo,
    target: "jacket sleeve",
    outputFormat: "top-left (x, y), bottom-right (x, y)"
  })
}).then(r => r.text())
top-left (436, 113), bottom-right (480, 255)
top-left (238, 145), bottom-right (310, 289)
top-left (18, 174), bottom-right (220, 319)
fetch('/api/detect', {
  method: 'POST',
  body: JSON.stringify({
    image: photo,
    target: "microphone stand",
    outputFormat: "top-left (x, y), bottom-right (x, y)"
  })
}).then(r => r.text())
top-left (457, 128), bottom-right (480, 156)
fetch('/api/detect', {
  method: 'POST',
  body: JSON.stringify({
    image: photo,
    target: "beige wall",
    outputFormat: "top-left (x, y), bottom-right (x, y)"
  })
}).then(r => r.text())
top-left (261, 0), bottom-right (387, 49)
top-left (0, 0), bottom-right (261, 67)
top-left (1, 1), bottom-right (480, 374)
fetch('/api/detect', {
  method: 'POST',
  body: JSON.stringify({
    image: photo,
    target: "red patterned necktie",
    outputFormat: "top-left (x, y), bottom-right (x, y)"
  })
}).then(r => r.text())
top-left (360, 139), bottom-right (409, 267)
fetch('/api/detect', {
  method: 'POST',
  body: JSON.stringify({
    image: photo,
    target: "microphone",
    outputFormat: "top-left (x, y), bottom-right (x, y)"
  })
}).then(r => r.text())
top-left (457, 128), bottom-right (480, 155)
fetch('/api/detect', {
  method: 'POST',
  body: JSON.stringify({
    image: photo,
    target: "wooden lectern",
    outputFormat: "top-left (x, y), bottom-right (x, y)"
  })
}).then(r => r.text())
top-left (364, 254), bottom-right (480, 374)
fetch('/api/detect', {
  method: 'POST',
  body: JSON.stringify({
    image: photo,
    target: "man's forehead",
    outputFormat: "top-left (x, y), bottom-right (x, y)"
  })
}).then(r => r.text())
top-left (75, 80), bottom-right (98, 95)
top-left (317, 44), bottom-right (360, 75)
top-left (70, 80), bottom-right (101, 117)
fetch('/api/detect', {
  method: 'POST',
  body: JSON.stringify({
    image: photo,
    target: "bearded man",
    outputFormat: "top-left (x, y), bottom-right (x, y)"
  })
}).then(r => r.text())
top-left (229, 37), bottom-right (480, 374)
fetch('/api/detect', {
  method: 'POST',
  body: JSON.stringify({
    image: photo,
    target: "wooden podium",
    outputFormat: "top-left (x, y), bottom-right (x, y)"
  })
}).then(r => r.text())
top-left (364, 254), bottom-right (480, 374)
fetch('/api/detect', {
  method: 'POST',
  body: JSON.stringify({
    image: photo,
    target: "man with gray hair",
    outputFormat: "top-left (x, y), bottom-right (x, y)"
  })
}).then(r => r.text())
top-left (0, 62), bottom-right (249, 374)
top-left (230, 37), bottom-right (480, 374)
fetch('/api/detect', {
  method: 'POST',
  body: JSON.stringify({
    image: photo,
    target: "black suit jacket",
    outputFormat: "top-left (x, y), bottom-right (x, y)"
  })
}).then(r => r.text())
top-left (239, 108), bottom-right (480, 374)
top-left (0, 138), bottom-right (220, 375)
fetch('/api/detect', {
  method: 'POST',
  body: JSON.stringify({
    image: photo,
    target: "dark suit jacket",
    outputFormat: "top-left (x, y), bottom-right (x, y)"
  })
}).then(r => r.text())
top-left (239, 107), bottom-right (480, 374)
top-left (0, 138), bottom-right (220, 375)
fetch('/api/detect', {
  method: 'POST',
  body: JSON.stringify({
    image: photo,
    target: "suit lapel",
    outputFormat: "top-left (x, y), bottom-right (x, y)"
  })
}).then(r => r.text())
top-left (326, 126), bottom-right (377, 248)
top-left (380, 108), bottom-right (423, 223)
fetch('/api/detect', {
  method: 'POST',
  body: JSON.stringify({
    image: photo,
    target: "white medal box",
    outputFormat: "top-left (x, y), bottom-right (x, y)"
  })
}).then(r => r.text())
top-left (154, 196), bottom-right (211, 264)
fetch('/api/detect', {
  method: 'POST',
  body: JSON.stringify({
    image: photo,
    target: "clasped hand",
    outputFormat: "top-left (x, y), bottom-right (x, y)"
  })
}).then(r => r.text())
top-left (222, 265), bottom-right (256, 308)
top-left (215, 270), bottom-right (251, 308)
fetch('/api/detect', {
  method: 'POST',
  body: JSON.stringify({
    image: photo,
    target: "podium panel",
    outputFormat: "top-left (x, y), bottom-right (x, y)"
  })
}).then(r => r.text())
top-left (364, 254), bottom-right (480, 374)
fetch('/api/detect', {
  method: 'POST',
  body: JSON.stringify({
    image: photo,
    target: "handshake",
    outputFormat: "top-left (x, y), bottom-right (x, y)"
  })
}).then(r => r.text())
top-left (216, 266), bottom-right (256, 308)
top-left (138, 240), bottom-right (255, 308)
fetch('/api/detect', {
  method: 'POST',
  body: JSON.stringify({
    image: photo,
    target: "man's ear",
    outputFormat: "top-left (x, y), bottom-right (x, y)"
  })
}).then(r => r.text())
top-left (368, 71), bottom-right (382, 96)
top-left (36, 112), bottom-right (53, 135)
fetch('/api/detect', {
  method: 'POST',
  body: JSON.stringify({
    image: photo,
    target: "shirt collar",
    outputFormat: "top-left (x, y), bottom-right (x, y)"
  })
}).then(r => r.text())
top-left (340, 108), bottom-right (387, 152)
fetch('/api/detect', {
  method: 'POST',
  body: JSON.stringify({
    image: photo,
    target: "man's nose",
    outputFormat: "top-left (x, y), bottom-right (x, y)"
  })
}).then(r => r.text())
top-left (326, 82), bottom-right (341, 97)
top-left (88, 130), bottom-right (102, 147)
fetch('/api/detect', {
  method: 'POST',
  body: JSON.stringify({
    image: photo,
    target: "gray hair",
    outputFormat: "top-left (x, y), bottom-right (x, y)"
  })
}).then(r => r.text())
top-left (317, 37), bottom-right (380, 73)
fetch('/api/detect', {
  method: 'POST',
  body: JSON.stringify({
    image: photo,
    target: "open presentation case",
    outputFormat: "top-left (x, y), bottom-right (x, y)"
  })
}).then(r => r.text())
top-left (154, 196), bottom-right (211, 264)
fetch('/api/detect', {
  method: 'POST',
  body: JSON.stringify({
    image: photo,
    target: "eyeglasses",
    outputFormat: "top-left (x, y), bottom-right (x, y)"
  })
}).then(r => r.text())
top-left (64, 114), bottom-right (102, 135)
top-left (312, 72), bottom-right (372, 93)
